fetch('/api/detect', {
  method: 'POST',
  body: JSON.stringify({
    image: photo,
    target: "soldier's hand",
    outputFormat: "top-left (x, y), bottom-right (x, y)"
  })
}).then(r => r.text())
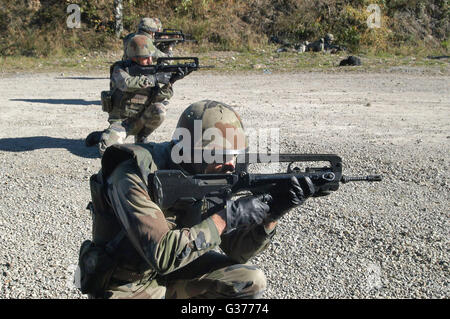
top-left (138, 75), bottom-right (155, 88)
top-left (266, 176), bottom-right (315, 221)
top-left (225, 195), bottom-right (270, 232)
top-left (155, 72), bottom-right (172, 85)
top-left (169, 66), bottom-right (190, 84)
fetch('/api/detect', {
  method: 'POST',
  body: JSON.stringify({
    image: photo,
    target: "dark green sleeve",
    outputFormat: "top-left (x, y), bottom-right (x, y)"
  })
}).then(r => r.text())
top-left (107, 159), bottom-right (222, 275)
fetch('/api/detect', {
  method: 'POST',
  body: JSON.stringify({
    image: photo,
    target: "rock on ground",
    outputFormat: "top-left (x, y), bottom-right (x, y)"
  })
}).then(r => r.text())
top-left (0, 70), bottom-right (448, 298)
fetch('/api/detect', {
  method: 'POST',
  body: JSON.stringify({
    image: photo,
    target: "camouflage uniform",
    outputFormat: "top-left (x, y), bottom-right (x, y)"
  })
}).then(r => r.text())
top-left (99, 36), bottom-right (173, 156)
top-left (305, 34), bottom-right (345, 53)
top-left (323, 33), bottom-right (346, 53)
top-left (93, 142), bottom-right (273, 299)
top-left (306, 38), bottom-right (325, 52)
top-left (86, 101), bottom-right (276, 299)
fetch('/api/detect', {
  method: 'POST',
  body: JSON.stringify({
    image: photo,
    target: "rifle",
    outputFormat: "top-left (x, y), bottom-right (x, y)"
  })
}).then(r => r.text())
top-left (121, 57), bottom-right (214, 122)
top-left (128, 57), bottom-right (215, 78)
top-left (149, 153), bottom-right (382, 211)
top-left (154, 29), bottom-right (197, 48)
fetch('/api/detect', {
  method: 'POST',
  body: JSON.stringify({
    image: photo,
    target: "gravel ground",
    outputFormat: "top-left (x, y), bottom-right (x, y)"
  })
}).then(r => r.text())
top-left (0, 70), bottom-right (448, 299)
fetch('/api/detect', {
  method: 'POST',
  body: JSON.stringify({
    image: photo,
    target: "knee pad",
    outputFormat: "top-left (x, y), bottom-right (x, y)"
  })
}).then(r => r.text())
top-left (145, 103), bottom-right (167, 116)
top-left (244, 268), bottom-right (267, 298)
top-left (222, 264), bottom-right (267, 299)
top-left (98, 125), bottom-right (127, 155)
top-left (142, 103), bottom-right (167, 125)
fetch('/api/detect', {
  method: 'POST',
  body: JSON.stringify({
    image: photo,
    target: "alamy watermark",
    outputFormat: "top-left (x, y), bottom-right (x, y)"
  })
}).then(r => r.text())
top-left (171, 121), bottom-right (280, 165)
top-left (365, 262), bottom-right (382, 292)
top-left (66, 4), bottom-right (81, 29)
top-left (367, 4), bottom-right (382, 29)
top-left (66, 3), bottom-right (382, 30)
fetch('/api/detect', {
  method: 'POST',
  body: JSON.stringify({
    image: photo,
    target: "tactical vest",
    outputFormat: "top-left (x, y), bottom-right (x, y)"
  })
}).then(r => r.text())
top-left (101, 142), bottom-right (203, 226)
top-left (108, 61), bottom-right (158, 120)
top-left (78, 142), bottom-right (174, 297)
top-left (93, 142), bottom-right (176, 248)
top-left (78, 142), bottom-right (219, 296)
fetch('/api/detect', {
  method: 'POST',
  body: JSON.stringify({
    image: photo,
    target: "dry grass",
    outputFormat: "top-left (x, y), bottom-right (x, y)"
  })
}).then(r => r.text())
top-left (0, 0), bottom-right (447, 59)
top-left (1, 45), bottom-right (448, 76)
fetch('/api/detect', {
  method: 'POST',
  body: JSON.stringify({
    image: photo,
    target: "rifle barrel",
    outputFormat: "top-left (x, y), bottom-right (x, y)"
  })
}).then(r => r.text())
top-left (341, 175), bottom-right (382, 183)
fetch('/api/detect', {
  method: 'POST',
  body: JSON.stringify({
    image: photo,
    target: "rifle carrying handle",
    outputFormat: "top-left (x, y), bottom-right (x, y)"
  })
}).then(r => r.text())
top-left (156, 57), bottom-right (199, 65)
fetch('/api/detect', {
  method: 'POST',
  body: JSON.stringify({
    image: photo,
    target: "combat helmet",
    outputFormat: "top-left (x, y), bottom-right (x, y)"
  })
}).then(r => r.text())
top-left (172, 100), bottom-right (248, 174)
top-left (138, 17), bottom-right (159, 33)
top-left (127, 35), bottom-right (156, 58)
top-left (325, 33), bottom-right (334, 43)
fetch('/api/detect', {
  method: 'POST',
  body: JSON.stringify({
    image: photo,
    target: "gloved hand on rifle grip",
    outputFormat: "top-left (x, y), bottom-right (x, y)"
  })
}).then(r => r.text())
top-left (155, 72), bottom-right (172, 85)
top-left (169, 66), bottom-right (191, 84)
top-left (224, 195), bottom-right (270, 233)
top-left (265, 176), bottom-right (315, 221)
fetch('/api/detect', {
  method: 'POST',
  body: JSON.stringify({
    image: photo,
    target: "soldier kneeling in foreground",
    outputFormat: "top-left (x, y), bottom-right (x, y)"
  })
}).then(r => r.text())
top-left (77, 100), bottom-right (314, 299)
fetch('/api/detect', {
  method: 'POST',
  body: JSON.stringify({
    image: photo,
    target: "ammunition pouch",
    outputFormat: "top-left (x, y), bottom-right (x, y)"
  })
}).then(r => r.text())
top-left (101, 91), bottom-right (113, 113)
top-left (123, 94), bottom-right (148, 118)
top-left (111, 90), bottom-right (150, 119)
top-left (77, 238), bottom-right (121, 297)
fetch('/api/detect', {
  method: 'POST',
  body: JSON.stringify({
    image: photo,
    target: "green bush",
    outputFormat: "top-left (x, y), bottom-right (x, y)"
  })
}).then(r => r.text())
top-left (0, 0), bottom-right (447, 57)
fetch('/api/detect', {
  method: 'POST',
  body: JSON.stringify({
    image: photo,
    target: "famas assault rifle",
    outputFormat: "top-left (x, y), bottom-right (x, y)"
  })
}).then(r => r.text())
top-left (128, 57), bottom-right (214, 78)
top-left (150, 154), bottom-right (382, 210)
top-left (154, 29), bottom-right (197, 45)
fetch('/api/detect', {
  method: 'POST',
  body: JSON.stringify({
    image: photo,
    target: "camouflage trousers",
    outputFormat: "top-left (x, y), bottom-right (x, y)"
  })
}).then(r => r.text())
top-left (104, 251), bottom-right (267, 299)
top-left (99, 103), bottom-right (167, 155)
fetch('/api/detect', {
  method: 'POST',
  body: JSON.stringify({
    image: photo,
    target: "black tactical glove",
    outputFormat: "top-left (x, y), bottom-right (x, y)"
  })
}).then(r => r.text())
top-left (265, 176), bottom-right (315, 221)
top-left (155, 72), bottom-right (172, 85)
top-left (169, 66), bottom-right (191, 84)
top-left (224, 195), bottom-right (270, 232)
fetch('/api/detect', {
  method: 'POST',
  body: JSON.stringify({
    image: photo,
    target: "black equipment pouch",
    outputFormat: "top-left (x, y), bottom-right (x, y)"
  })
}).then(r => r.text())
top-left (101, 90), bottom-right (113, 113)
top-left (78, 230), bottom-right (125, 296)
top-left (77, 173), bottom-right (126, 297)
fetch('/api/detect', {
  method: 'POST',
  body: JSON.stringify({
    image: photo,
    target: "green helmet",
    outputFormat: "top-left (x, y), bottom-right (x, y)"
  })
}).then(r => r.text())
top-left (172, 100), bottom-right (248, 173)
top-left (138, 17), bottom-right (159, 33)
top-left (325, 33), bottom-right (334, 43)
top-left (127, 35), bottom-right (156, 58)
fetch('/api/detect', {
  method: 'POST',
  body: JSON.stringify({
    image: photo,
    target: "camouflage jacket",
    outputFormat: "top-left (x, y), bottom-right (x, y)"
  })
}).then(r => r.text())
top-left (108, 60), bottom-right (173, 120)
top-left (110, 60), bottom-right (172, 95)
top-left (100, 142), bottom-right (275, 282)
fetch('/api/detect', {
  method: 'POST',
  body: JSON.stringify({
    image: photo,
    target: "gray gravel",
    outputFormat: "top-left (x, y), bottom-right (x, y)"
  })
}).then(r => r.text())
top-left (0, 70), bottom-right (448, 299)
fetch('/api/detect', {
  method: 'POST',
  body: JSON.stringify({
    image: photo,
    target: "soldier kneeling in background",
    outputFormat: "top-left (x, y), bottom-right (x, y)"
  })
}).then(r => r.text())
top-left (87, 35), bottom-right (187, 156)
